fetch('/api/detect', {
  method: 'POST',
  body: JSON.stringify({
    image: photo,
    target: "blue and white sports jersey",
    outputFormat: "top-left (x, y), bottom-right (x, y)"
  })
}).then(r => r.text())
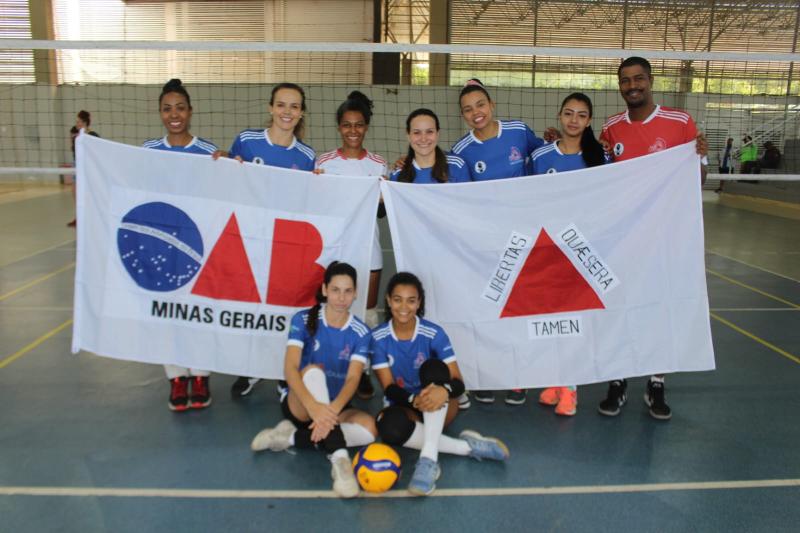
top-left (530, 141), bottom-right (610, 175)
top-left (287, 306), bottom-right (371, 400)
top-left (451, 120), bottom-right (544, 181)
top-left (369, 317), bottom-right (456, 396)
top-left (142, 136), bottom-right (217, 155)
top-left (228, 129), bottom-right (315, 171)
top-left (388, 154), bottom-right (470, 184)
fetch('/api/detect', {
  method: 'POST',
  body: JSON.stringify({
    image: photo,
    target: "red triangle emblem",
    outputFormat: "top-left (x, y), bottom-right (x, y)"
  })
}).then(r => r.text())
top-left (191, 213), bottom-right (261, 302)
top-left (500, 228), bottom-right (604, 317)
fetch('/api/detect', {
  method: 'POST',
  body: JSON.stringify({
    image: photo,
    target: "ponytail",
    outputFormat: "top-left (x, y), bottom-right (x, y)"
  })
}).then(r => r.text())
top-left (397, 145), bottom-right (417, 183)
top-left (580, 125), bottom-right (606, 168)
top-left (431, 146), bottom-right (449, 183)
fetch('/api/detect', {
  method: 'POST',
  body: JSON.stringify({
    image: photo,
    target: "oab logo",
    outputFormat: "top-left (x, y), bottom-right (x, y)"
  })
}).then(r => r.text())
top-left (613, 142), bottom-right (624, 157)
top-left (474, 160), bottom-right (487, 174)
top-left (116, 201), bottom-right (326, 307)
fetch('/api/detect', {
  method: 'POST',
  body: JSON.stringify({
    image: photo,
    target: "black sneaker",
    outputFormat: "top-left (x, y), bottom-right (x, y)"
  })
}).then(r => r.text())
top-left (190, 376), bottom-right (212, 409)
top-left (168, 377), bottom-right (189, 412)
top-left (231, 376), bottom-right (260, 397)
top-left (473, 391), bottom-right (496, 404)
top-left (357, 372), bottom-right (375, 400)
top-left (644, 380), bottom-right (672, 420)
top-left (598, 379), bottom-right (627, 416)
top-left (504, 389), bottom-right (527, 405)
top-left (276, 380), bottom-right (288, 398)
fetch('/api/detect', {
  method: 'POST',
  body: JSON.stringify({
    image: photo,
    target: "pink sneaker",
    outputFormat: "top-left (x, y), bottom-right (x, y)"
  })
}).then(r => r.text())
top-left (538, 387), bottom-right (560, 406)
top-left (554, 387), bottom-right (577, 416)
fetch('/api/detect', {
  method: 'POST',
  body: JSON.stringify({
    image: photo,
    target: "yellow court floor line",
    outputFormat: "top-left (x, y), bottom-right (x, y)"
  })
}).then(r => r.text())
top-left (0, 319), bottom-right (73, 369)
top-left (1, 478), bottom-right (799, 499)
top-left (0, 238), bottom-right (75, 269)
top-left (706, 250), bottom-right (800, 284)
top-left (0, 262), bottom-right (75, 302)
top-left (706, 268), bottom-right (800, 309)
top-left (710, 312), bottom-right (800, 365)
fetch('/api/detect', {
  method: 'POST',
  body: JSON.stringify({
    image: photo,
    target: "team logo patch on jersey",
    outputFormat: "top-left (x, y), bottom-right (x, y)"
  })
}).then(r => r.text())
top-left (649, 137), bottom-right (667, 153)
top-left (474, 161), bottom-right (487, 174)
top-left (613, 143), bottom-right (624, 157)
top-left (387, 354), bottom-right (395, 368)
top-left (509, 146), bottom-right (522, 163)
top-left (313, 339), bottom-right (321, 352)
top-left (546, 167), bottom-right (557, 174)
top-left (339, 343), bottom-right (352, 360)
top-left (413, 352), bottom-right (426, 370)
top-left (253, 157), bottom-right (264, 165)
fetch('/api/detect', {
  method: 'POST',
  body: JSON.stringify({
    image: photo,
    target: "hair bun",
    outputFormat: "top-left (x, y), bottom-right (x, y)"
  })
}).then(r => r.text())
top-left (347, 90), bottom-right (373, 109)
top-left (464, 78), bottom-right (485, 88)
top-left (163, 78), bottom-right (183, 91)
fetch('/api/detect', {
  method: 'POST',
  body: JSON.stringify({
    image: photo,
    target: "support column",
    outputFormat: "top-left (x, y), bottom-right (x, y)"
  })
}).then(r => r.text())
top-left (429, 0), bottom-right (449, 86)
top-left (28, 0), bottom-right (57, 84)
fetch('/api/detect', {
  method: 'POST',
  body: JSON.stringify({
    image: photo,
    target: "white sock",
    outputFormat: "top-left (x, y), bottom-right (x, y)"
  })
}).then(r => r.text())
top-left (330, 448), bottom-right (349, 462)
top-left (420, 405), bottom-right (447, 461)
top-left (403, 421), bottom-right (471, 458)
top-left (164, 365), bottom-right (189, 379)
top-left (302, 367), bottom-right (330, 403)
top-left (341, 423), bottom-right (375, 447)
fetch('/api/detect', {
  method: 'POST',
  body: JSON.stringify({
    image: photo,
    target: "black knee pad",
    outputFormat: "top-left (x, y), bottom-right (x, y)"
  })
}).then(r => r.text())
top-left (376, 406), bottom-right (415, 445)
top-left (321, 426), bottom-right (346, 454)
top-left (419, 358), bottom-right (450, 388)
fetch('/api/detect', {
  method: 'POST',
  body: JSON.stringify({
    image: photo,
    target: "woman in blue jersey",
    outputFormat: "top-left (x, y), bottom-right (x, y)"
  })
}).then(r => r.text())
top-left (250, 262), bottom-right (377, 499)
top-left (530, 92), bottom-right (606, 417)
top-left (214, 82), bottom-right (315, 171)
top-left (452, 78), bottom-right (544, 182)
top-left (453, 79), bottom-right (546, 405)
top-left (143, 79), bottom-right (217, 412)
top-left (316, 91), bottom-right (388, 400)
top-left (217, 82), bottom-right (316, 397)
top-left (390, 108), bottom-right (470, 184)
top-left (363, 272), bottom-right (508, 496)
top-left (143, 79), bottom-right (217, 156)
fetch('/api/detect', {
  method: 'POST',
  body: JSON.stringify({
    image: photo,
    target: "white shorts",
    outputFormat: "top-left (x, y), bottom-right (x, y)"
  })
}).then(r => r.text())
top-left (371, 224), bottom-right (383, 271)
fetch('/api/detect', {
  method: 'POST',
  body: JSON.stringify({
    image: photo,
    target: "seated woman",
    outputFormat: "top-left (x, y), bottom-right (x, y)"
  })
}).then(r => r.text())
top-left (364, 272), bottom-right (509, 496)
top-left (250, 262), bottom-right (376, 499)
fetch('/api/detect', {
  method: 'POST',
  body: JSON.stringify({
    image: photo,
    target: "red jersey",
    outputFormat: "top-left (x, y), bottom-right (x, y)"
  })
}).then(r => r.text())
top-left (600, 105), bottom-right (697, 162)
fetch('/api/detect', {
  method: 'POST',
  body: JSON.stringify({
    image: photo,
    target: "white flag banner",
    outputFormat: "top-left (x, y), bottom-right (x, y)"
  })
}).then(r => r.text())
top-left (381, 142), bottom-right (715, 389)
top-left (72, 134), bottom-right (380, 378)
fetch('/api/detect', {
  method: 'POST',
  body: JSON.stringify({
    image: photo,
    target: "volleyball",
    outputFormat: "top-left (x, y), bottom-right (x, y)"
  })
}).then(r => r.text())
top-left (352, 443), bottom-right (401, 493)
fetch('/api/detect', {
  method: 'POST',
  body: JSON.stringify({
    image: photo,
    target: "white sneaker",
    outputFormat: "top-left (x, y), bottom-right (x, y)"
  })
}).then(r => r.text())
top-left (331, 456), bottom-right (359, 498)
top-left (250, 419), bottom-right (295, 452)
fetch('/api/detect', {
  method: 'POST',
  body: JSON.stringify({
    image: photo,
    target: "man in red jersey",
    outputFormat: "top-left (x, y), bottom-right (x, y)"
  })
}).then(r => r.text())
top-left (597, 56), bottom-right (708, 421)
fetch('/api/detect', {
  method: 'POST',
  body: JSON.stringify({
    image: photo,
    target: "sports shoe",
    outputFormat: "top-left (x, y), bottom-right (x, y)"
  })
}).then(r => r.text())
top-left (505, 389), bottom-right (527, 405)
top-left (231, 376), bottom-right (260, 397)
top-left (554, 387), bottom-right (577, 416)
top-left (598, 379), bottom-right (627, 416)
top-left (251, 419), bottom-right (296, 452)
top-left (331, 455), bottom-right (359, 498)
top-left (473, 390), bottom-right (495, 404)
top-left (407, 457), bottom-right (441, 496)
top-left (457, 392), bottom-right (471, 410)
top-left (357, 372), bottom-right (375, 400)
top-left (459, 430), bottom-right (510, 461)
top-left (190, 376), bottom-right (212, 409)
top-left (644, 379), bottom-right (672, 420)
top-left (276, 380), bottom-right (288, 398)
top-left (168, 377), bottom-right (189, 412)
top-left (538, 387), bottom-right (560, 406)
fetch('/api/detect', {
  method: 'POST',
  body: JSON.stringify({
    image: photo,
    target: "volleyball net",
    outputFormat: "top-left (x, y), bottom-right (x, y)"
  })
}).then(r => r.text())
top-left (1, 39), bottom-right (800, 195)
